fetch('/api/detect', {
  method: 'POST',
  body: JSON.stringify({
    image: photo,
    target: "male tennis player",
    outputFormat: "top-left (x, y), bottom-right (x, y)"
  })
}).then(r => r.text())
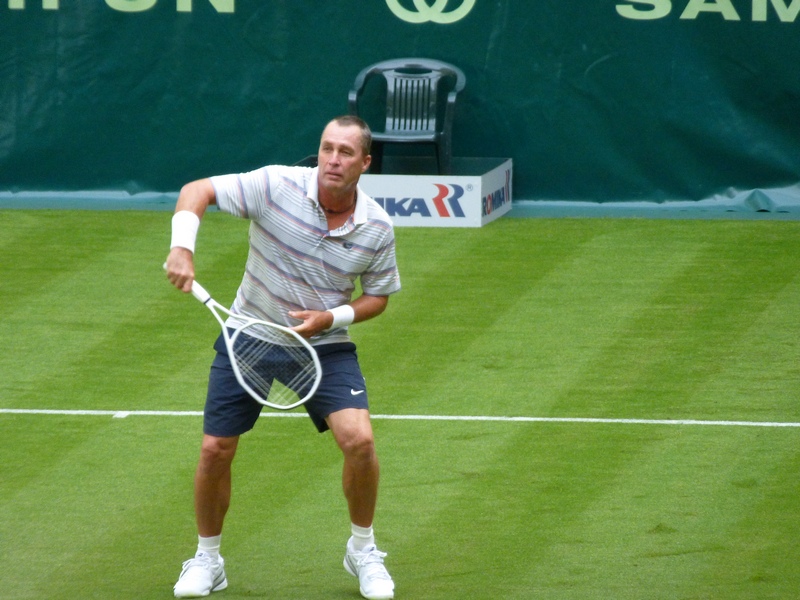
top-left (164, 115), bottom-right (399, 600)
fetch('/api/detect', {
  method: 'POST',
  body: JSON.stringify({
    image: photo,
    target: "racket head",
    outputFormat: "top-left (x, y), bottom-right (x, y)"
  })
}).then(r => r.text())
top-left (226, 321), bottom-right (322, 410)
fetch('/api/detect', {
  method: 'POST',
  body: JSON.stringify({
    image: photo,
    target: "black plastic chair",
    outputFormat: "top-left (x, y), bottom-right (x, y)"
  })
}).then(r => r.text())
top-left (348, 58), bottom-right (466, 174)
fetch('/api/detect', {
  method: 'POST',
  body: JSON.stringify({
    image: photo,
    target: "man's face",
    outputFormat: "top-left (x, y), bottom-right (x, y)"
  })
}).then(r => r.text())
top-left (317, 122), bottom-right (371, 195)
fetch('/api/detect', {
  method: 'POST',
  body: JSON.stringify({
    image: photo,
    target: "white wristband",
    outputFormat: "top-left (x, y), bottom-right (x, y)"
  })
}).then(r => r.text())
top-left (170, 210), bottom-right (200, 253)
top-left (327, 304), bottom-right (355, 329)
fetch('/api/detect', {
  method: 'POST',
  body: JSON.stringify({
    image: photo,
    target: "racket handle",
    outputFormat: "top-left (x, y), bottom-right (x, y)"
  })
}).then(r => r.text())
top-left (191, 280), bottom-right (212, 303)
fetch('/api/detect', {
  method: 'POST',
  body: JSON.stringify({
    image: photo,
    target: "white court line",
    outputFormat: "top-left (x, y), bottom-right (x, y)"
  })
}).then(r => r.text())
top-left (0, 408), bottom-right (799, 428)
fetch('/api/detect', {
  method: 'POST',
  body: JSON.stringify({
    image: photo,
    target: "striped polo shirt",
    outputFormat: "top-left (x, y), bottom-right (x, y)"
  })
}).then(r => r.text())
top-left (210, 165), bottom-right (401, 345)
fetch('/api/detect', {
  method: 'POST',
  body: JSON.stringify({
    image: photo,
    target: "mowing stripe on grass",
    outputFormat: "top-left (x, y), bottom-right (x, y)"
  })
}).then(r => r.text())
top-left (2, 408), bottom-right (799, 427)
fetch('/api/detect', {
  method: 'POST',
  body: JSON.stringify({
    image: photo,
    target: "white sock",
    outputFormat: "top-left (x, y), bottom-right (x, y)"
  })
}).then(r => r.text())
top-left (350, 523), bottom-right (374, 552)
top-left (197, 535), bottom-right (222, 560)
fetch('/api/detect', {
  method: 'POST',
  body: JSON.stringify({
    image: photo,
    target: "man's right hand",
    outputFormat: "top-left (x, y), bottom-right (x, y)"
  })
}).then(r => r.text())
top-left (164, 247), bottom-right (195, 293)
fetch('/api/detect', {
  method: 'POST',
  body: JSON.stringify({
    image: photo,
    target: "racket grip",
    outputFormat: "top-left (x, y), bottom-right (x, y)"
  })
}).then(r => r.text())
top-left (191, 280), bottom-right (212, 303)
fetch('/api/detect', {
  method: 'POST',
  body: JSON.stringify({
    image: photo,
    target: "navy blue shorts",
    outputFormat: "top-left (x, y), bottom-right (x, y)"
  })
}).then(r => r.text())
top-left (203, 333), bottom-right (368, 436)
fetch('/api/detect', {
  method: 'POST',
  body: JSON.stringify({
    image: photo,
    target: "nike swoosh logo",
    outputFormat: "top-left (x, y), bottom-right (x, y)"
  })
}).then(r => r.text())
top-left (350, 389), bottom-right (365, 396)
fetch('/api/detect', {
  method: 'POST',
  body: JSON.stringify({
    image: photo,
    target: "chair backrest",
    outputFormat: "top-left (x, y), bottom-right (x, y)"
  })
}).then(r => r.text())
top-left (384, 67), bottom-right (442, 134)
top-left (349, 58), bottom-right (466, 137)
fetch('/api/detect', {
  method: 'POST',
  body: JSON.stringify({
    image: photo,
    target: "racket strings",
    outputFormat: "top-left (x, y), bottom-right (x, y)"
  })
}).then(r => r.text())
top-left (232, 330), bottom-right (317, 407)
top-left (234, 339), bottom-right (276, 398)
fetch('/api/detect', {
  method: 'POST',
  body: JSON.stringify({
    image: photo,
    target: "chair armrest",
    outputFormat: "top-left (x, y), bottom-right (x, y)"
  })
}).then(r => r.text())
top-left (348, 65), bottom-right (381, 115)
top-left (442, 90), bottom-right (459, 134)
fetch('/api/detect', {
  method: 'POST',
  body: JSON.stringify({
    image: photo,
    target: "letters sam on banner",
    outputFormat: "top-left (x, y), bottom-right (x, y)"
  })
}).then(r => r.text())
top-left (359, 159), bottom-right (513, 228)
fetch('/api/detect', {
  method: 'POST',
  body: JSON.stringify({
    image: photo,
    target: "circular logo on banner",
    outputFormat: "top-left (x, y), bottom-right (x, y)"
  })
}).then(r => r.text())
top-left (385, 0), bottom-right (476, 24)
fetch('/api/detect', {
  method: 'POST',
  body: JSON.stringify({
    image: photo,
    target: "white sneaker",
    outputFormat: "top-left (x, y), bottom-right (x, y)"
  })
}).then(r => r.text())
top-left (343, 539), bottom-right (395, 600)
top-left (173, 552), bottom-right (228, 598)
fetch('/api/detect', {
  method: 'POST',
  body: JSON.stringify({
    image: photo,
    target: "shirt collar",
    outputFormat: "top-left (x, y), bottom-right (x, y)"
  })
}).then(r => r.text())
top-left (353, 185), bottom-right (368, 225)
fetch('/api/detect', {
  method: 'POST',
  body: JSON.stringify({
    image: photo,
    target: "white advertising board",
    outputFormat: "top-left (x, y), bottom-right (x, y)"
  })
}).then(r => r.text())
top-left (359, 158), bottom-right (513, 228)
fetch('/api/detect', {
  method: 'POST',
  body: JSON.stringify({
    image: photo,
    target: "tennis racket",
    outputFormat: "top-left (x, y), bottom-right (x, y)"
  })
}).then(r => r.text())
top-left (178, 276), bottom-right (322, 410)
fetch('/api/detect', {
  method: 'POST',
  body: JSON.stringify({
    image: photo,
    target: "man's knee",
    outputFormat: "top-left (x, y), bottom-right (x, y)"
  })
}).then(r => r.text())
top-left (328, 410), bottom-right (376, 460)
top-left (342, 429), bottom-right (376, 461)
top-left (198, 435), bottom-right (239, 469)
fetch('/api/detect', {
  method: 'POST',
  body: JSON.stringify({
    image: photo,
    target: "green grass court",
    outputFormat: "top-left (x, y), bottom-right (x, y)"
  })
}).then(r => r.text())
top-left (1, 209), bottom-right (799, 599)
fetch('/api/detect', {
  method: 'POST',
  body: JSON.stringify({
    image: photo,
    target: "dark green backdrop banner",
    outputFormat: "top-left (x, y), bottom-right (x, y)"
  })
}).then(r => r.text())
top-left (2, 0), bottom-right (799, 201)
